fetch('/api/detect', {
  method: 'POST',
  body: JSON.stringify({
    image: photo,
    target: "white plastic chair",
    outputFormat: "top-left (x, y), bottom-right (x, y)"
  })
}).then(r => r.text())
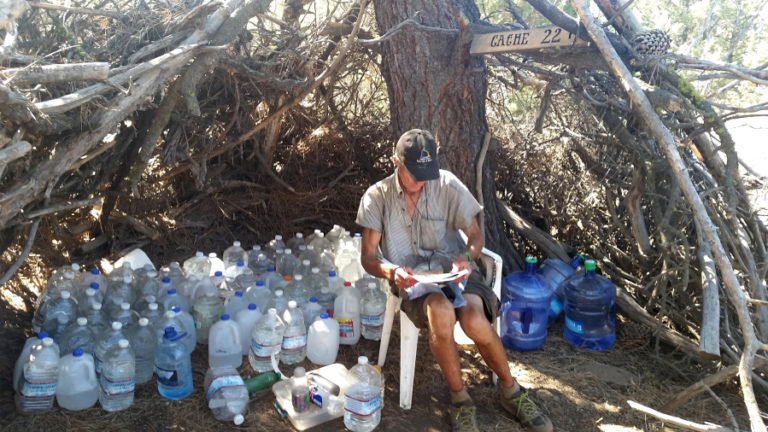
top-left (376, 244), bottom-right (504, 409)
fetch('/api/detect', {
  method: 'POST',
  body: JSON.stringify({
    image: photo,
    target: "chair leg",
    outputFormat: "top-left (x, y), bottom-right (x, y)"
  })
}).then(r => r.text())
top-left (400, 312), bottom-right (419, 410)
top-left (378, 295), bottom-right (401, 367)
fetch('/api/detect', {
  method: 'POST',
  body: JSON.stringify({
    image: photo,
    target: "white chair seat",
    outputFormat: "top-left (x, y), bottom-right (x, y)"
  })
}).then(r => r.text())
top-left (376, 245), bottom-right (503, 409)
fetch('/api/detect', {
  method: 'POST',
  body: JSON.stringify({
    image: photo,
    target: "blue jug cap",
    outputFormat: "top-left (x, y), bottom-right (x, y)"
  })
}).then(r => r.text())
top-left (90, 268), bottom-right (100, 275)
top-left (320, 312), bottom-right (329, 319)
top-left (256, 280), bottom-right (265, 286)
top-left (237, 261), bottom-right (244, 267)
top-left (267, 267), bottom-right (275, 272)
top-left (215, 271), bottom-right (223, 277)
top-left (172, 306), bottom-right (181, 313)
top-left (168, 289), bottom-right (177, 295)
top-left (248, 303), bottom-right (257, 310)
top-left (221, 314), bottom-right (230, 320)
top-left (38, 331), bottom-right (48, 339)
top-left (235, 291), bottom-right (243, 297)
top-left (329, 271), bottom-right (337, 277)
top-left (90, 282), bottom-right (99, 290)
top-left (73, 348), bottom-right (83, 357)
top-left (162, 277), bottom-right (171, 283)
top-left (309, 297), bottom-right (317, 302)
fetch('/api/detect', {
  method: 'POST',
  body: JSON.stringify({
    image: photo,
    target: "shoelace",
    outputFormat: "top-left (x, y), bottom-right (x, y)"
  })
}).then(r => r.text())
top-left (512, 391), bottom-right (541, 422)
top-left (454, 405), bottom-right (477, 431)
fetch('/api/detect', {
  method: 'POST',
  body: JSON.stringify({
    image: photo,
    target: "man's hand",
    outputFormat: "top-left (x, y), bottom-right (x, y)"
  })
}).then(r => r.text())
top-left (450, 255), bottom-right (472, 283)
top-left (393, 266), bottom-right (417, 290)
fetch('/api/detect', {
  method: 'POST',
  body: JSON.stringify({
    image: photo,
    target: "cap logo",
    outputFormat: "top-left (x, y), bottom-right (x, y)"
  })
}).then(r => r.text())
top-left (417, 149), bottom-right (433, 164)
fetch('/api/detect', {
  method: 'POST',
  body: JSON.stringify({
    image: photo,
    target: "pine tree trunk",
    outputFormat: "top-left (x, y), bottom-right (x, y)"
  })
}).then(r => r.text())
top-left (372, 0), bottom-right (518, 268)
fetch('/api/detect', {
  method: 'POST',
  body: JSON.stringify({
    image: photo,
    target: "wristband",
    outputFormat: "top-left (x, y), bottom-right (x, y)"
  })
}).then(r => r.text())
top-left (463, 252), bottom-right (472, 262)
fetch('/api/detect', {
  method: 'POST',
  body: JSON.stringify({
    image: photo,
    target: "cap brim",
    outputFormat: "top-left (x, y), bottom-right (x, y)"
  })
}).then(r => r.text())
top-left (405, 162), bottom-right (439, 181)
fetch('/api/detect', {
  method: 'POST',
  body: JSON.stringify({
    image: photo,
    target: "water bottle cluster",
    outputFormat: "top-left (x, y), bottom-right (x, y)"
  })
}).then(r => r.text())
top-left (16, 224), bottom-right (389, 430)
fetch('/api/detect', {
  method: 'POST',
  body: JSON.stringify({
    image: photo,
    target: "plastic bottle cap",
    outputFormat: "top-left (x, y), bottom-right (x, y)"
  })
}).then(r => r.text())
top-left (77, 317), bottom-right (88, 326)
top-left (38, 331), bottom-right (48, 339)
top-left (209, 253), bottom-right (218, 258)
top-left (368, 283), bottom-right (376, 289)
top-left (248, 303), bottom-right (257, 310)
top-left (234, 241), bottom-right (241, 247)
top-left (344, 282), bottom-right (352, 287)
top-left (275, 235), bottom-right (283, 240)
top-left (295, 275), bottom-right (302, 280)
top-left (91, 268), bottom-right (100, 275)
top-left (168, 289), bottom-right (177, 295)
top-left (268, 308), bottom-right (277, 315)
top-left (312, 267), bottom-right (319, 273)
top-left (196, 251), bottom-right (205, 257)
top-left (172, 306), bottom-right (181, 313)
top-left (163, 277), bottom-right (171, 283)
top-left (320, 312), bottom-right (329, 319)
top-left (267, 267), bottom-right (275, 273)
top-left (233, 414), bottom-right (244, 426)
top-left (288, 301), bottom-right (297, 309)
top-left (148, 271), bottom-right (158, 277)
top-left (358, 356), bottom-right (368, 365)
top-left (139, 317), bottom-right (149, 326)
top-left (42, 337), bottom-right (53, 346)
top-left (121, 302), bottom-right (130, 310)
top-left (93, 303), bottom-right (102, 310)
top-left (73, 348), bottom-right (83, 357)
top-left (256, 280), bottom-right (265, 286)
top-left (215, 271), bottom-right (223, 277)
top-left (354, 233), bottom-right (361, 238)
top-left (112, 322), bottom-right (123, 330)
top-left (296, 233), bottom-right (304, 238)
top-left (237, 262), bottom-right (244, 267)
top-left (329, 271), bottom-right (336, 277)
top-left (275, 290), bottom-right (283, 296)
top-left (164, 311), bottom-right (175, 318)
top-left (86, 289), bottom-right (96, 297)
top-left (147, 295), bottom-right (156, 302)
top-left (235, 291), bottom-right (243, 297)
top-left (307, 245), bottom-right (314, 250)
top-left (525, 256), bottom-right (538, 264)
top-left (585, 260), bottom-right (596, 271)
top-left (285, 249), bottom-right (292, 254)
top-left (221, 314), bottom-right (230, 320)
top-left (284, 276), bottom-right (292, 281)
top-left (302, 259), bottom-right (310, 265)
top-left (149, 303), bottom-right (158, 310)
top-left (252, 245), bottom-right (261, 251)
top-left (293, 366), bottom-right (306, 377)
top-left (61, 290), bottom-right (71, 299)
top-left (118, 339), bottom-right (129, 348)
top-left (123, 275), bottom-right (132, 283)
top-left (90, 282), bottom-right (99, 290)
top-left (309, 297), bottom-right (317, 303)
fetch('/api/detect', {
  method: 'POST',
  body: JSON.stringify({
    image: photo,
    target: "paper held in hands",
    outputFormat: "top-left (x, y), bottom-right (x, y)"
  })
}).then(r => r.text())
top-left (411, 269), bottom-right (469, 284)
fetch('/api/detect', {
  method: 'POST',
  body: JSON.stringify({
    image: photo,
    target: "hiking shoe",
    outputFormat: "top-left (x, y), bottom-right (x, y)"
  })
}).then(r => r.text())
top-left (499, 386), bottom-right (553, 432)
top-left (450, 402), bottom-right (479, 432)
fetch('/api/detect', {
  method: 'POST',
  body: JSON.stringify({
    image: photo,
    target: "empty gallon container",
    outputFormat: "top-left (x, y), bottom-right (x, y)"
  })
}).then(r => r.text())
top-left (537, 254), bottom-right (583, 324)
top-left (500, 257), bottom-right (552, 351)
top-left (563, 259), bottom-right (616, 350)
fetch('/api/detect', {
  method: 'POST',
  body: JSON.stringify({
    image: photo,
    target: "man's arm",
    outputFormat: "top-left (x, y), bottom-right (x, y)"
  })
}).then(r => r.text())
top-left (450, 217), bottom-right (484, 282)
top-left (360, 227), bottom-right (416, 290)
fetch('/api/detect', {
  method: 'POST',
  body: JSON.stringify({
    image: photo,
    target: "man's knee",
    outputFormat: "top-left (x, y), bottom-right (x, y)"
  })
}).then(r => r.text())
top-left (424, 294), bottom-right (456, 340)
top-left (458, 298), bottom-right (494, 342)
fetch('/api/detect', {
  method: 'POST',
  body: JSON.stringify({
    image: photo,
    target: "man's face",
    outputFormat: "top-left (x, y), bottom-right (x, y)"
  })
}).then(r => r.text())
top-left (395, 158), bottom-right (426, 194)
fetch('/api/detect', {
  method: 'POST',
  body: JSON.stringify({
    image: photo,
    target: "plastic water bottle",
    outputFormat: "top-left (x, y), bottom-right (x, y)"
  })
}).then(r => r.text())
top-left (34, 271), bottom-right (76, 332)
top-left (133, 294), bottom-right (156, 318)
top-left (286, 232), bottom-right (306, 252)
top-left (334, 282), bottom-right (361, 345)
top-left (344, 356), bottom-right (383, 432)
top-left (193, 290), bottom-right (225, 344)
top-left (56, 348), bottom-right (98, 411)
top-left (563, 259), bottom-right (616, 350)
top-left (134, 269), bottom-right (159, 299)
top-left (262, 267), bottom-right (283, 292)
top-left (44, 315), bottom-right (71, 344)
top-left (273, 289), bottom-right (288, 313)
top-left (306, 312), bottom-right (339, 365)
top-left (280, 301), bottom-right (307, 365)
top-left (99, 338), bottom-right (135, 412)
top-left (235, 303), bottom-right (262, 356)
top-left (284, 274), bottom-right (308, 306)
top-left (248, 308), bottom-right (286, 372)
top-left (14, 332), bottom-right (56, 392)
top-left (266, 234), bottom-right (287, 259)
top-left (301, 297), bottom-right (323, 330)
top-left (291, 367), bottom-right (311, 414)
top-left (77, 283), bottom-right (104, 314)
top-left (538, 255), bottom-right (583, 324)
top-left (225, 261), bottom-right (248, 286)
top-left (104, 275), bottom-right (136, 318)
top-left (205, 366), bottom-right (248, 425)
top-left (361, 283), bottom-right (386, 341)
top-left (298, 245), bottom-right (320, 268)
top-left (316, 287), bottom-right (335, 317)
top-left (171, 306), bottom-right (197, 353)
top-left (16, 337), bottom-right (59, 413)
top-left (38, 290), bottom-right (77, 337)
top-left (155, 327), bottom-right (194, 400)
top-left (327, 271), bottom-right (344, 295)
top-left (114, 302), bottom-right (138, 330)
top-left (209, 314), bottom-right (242, 368)
top-left (184, 251), bottom-right (212, 279)
top-left (82, 268), bottom-right (108, 295)
top-left (223, 241), bottom-right (249, 270)
top-left (163, 261), bottom-right (186, 287)
top-left (224, 291), bottom-right (247, 317)
top-left (295, 259), bottom-right (312, 279)
top-left (154, 277), bottom-right (174, 307)
top-left (277, 249), bottom-right (300, 279)
top-left (59, 317), bottom-right (95, 355)
top-left (249, 252), bottom-right (272, 276)
top-left (84, 302), bottom-right (109, 335)
top-left (244, 280), bottom-right (273, 315)
top-left (162, 289), bottom-right (191, 313)
top-left (500, 257), bottom-right (552, 351)
top-left (141, 302), bottom-right (162, 327)
top-left (94, 322), bottom-right (127, 376)
top-left (208, 252), bottom-right (226, 277)
top-left (130, 317), bottom-right (157, 384)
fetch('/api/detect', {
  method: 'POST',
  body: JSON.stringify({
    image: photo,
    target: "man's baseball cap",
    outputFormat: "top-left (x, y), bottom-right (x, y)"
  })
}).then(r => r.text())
top-left (395, 129), bottom-right (439, 181)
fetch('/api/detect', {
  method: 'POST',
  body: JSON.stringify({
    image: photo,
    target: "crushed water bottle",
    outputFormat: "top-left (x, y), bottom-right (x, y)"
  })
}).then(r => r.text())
top-left (500, 257), bottom-right (552, 351)
top-left (99, 338), bottom-right (135, 412)
top-left (56, 348), bottom-right (99, 411)
top-left (208, 314), bottom-right (242, 368)
top-left (281, 301), bottom-right (307, 365)
top-left (155, 327), bottom-right (194, 400)
top-left (361, 283), bottom-right (386, 341)
top-left (344, 356), bottom-right (383, 432)
top-left (261, 267), bottom-right (283, 291)
top-left (59, 317), bottom-right (95, 355)
top-left (235, 303), bottom-right (262, 356)
top-left (248, 308), bottom-right (286, 373)
top-left (563, 259), bottom-right (616, 350)
top-left (205, 366), bottom-right (248, 425)
top-left (130, 317), bottom-right (157, 384)
top-left (16, 337), bottom-right (59, 414)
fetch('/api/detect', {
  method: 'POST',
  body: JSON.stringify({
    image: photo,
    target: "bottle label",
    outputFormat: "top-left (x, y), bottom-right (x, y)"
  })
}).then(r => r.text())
top-left (251, 340), bottom-right (281, 359)
top-left (206, 373), bottom-right (245, 400)
top-left (156, 366), bottom-right (180, 387)
top-left (361, 312), bottom-right (384, 328)
top-left (565, 316), bottom-right (584, 334)
top-left (344, 392), bottom-right (382, 416)
top-left (20, 377), bottom-right (57, 398)
top-left (292, 388), bottom-right (311, 413)
top-left (336, 317), bottom-right (354, 338)
top-left (100, 374), bottom-right (135, 396)
top-left (281, 334), bottom-right (307, 351)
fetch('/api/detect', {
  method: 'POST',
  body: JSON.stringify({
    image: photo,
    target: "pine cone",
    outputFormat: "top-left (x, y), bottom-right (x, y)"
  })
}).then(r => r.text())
top-left (632, 30), bottom-right (671, 56)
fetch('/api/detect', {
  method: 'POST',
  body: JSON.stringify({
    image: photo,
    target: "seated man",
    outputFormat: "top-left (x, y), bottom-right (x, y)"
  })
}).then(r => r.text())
top-left (355, 129), bottom-right (553, 432)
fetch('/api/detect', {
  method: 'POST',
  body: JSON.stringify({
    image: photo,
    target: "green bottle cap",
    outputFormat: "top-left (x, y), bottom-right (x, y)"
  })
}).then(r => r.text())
top-left (525, 256), bottom-right (537, 264)
top-left (585, 260), bottom-right (596, 271)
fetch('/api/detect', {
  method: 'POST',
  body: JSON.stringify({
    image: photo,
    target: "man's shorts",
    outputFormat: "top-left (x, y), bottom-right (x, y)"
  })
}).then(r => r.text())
top-left (389, 270), bottom-right (500, 330)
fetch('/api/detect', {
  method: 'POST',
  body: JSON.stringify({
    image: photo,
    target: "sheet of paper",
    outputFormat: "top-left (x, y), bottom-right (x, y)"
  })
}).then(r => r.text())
top-left (411, 269), bottom-right (469, 284)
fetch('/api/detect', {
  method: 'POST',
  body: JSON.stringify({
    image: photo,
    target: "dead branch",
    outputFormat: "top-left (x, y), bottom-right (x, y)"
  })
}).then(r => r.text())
top-left (27, 1), bottom-right (126, 19)
top-left (627, 400), bottom-right (733, 432)
top-left (1, 62), bottom-right (110, 84)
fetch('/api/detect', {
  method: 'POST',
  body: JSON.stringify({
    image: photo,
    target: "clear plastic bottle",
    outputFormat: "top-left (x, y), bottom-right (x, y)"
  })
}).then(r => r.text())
top-left (56, 348), bottom-right (99, 411)
top-left (308, 231), bottom-right (332, 254)
top-left (77, 283), bottom-right (104, 315)
top-left (273, 289), bottom-right (288, 313)
top-left (114, 302), bottom-right (138, 330)
top-left (361, 283), bottom-right (387, 341)
top-left (280, 301), bottom-right (307, 365)
top-left (327, 271), bottom-right (344, 295)
top-left (59, 317), bottom-right (95, 355)
top-left (298, 245), bottom-right (320, 268)
top-left (38, 290), bottom-right (77, 337)
top-left (154, 277), bottom-right (174, 308)
top-left (133, 294), bottom-right (156, 317)
top-left (265, 235), bottom-right (287, 261)
top-left (248, 308), bottom-right (286, 373)
top-left (162, 261), bottom-right (186, 287)
top-left (16, 337), bottom-right (59, 414)
top-left (13, 332), bottom-right (55, 392)
top-left (295, 259), bottom-right (312, 279)
top-left (306, 312), bottom-right (339, 365)
top-left (99, 338), bottom-right (135, 412)
top-left (301, 297), bottom-right (323, 330)
top-left (130, 317), bottom-right (157, 384)
top-left (223, 241), bottom-right (249, 270)
top-left (224, 261), bottom-right (247, 286)
top-left (84, 302), bottom-right (109, 335)
top-left (141, 302), bottom-right (162, 327)
top-left (234, 267), bottom-right (257, 293)
top-left (172, 306), bottom-right (197, 354)
top-left (44, 315), bottom-right (71, 344)
top-left (316, 287), bottom-right (335, 318)
top-left (205, 366), bottom-right (248, 425)
top-left (234, 303), bottom-right (262, 356)
top-left (162, 288), bottom-right (191, 314)
top-left (107, 262), bottom-right (134, 289)
top-left (82, 267), bottom-right (108, 296)
top-left (276, 250), bottom-right (300, 279)
top-left (538, 255), bottom-right (584, 324)
top-left (34, 271), bottom-right (76, 332)
top-left (305, 267), bottom-right (325, 298)
top-left (262, 267), bottom-right (283, 292)
top-left (334, 282), bottom-right (361, 345)
top-left (155, 327), bottom-right (194, 400)
top-left (104, 275), bottom-right (136, 319)
top-left (94, 322), bottom-right (127, 376)
top-left (291, 367), bottom-right (311, 414)
top-left (244, 280), bottom-right (273, 315)
top-left (208, 252), bottom-right (226, 277)
top-left (184, 251), bottom-right (212, 279)
top-left (134, 269), bottom-right (159, 300)
top-left (155, 310), bottom-right (184, 343)
top-left (191, 275), bottom-right (218, 300)
top-left (193, 290), bottom-right (225, 344)
top-left (284, 274), bottom-right (308, 306)
top-left (208, 314), bottom-right (242, 368)
top-left (344, 356), bottom-right (383, 432)
top-left (286, 232), bottom-right (306, 252)
top-left (249, 252), bottom-right (272, 276)
top-left (224, 291), bottom-right (247, 318)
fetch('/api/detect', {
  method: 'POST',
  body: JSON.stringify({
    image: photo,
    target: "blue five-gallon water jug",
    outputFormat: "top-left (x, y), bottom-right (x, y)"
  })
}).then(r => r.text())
top-left (537, 255), bottom-right (583, 324)
top-left (500, 257), bottom-right (552, 351)
top-left (563, 259), bottom-right (616, 350)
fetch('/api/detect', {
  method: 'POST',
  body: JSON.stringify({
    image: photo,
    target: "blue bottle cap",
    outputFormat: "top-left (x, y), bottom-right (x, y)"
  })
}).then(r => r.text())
top-left (267, 267), bottom-right (275, 273)
top-left (162, 277), bottom-right (171, 283)
top-left (248, 303), bottom-right (257, 310)
top-left (256, 280), bottom-right (265, 286)
top-left (90, 282), bottom-right (99, 290)
top-left (73, 348), bottom-right (83, 357)
top-left (309, 297), bottom-right (317, 302)
top-left (329, 271), bottom-right (336, 277)
top-left (320, 312), bottom-right (329, 319)
top-left (90, 268), bottom-right (100, 275)
top-left (172, 306), bottom-right (181, 313)
top-left (237, 262), bottom-right (244, 267)
top-left (221, 314), bottom-right (230, 320)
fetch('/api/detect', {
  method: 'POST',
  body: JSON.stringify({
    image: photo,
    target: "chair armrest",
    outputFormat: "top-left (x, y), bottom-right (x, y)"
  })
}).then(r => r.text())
top-left (459, 230), bottom-right (503, 301)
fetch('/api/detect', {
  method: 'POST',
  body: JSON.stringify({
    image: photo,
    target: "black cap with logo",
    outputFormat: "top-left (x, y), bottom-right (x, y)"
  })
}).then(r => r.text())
top-left (395, 129), bottom-right (440, 181)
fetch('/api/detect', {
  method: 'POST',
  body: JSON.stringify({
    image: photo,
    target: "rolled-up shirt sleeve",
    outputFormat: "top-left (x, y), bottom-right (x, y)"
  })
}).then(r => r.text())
top-left (356, 184), bottom-right (383, 233)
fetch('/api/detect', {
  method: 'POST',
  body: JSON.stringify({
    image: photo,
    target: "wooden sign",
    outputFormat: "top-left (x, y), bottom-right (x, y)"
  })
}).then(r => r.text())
top-left (470, 26), bottom-right (589, 55)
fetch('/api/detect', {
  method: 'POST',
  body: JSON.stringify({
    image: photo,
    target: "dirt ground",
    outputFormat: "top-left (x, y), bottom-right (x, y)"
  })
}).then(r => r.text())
top-left (0, 303), bottom-right (755, 432)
